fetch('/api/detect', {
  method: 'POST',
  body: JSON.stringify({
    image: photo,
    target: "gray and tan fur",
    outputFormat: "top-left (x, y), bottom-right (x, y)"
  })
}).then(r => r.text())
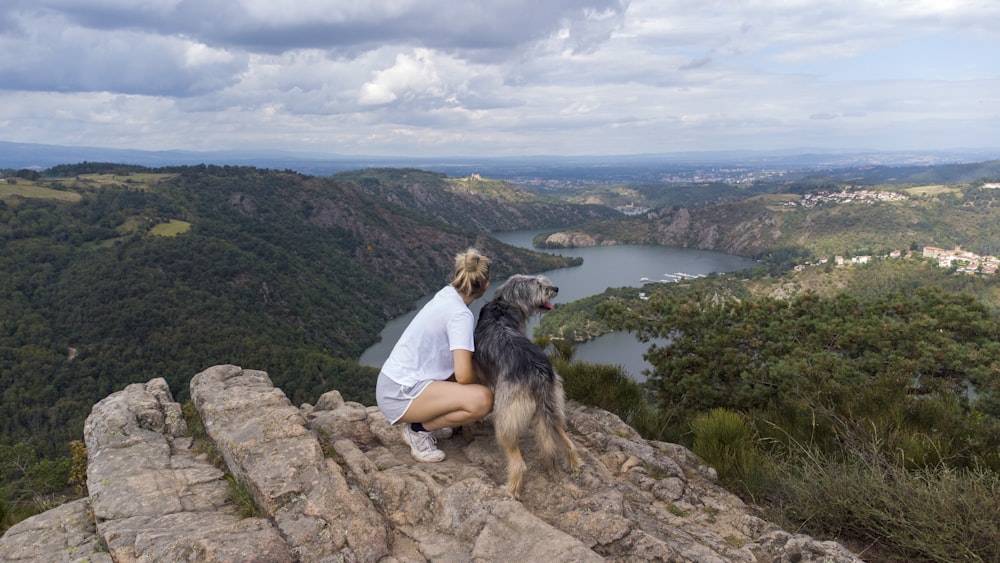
top-left (473, 274), bottom-right (580, 497)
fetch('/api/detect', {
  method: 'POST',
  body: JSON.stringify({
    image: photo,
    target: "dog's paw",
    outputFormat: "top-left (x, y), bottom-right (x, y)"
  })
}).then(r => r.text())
top-left (504, 481), bottom-right (522, 500)
top-left (566, 451), bottom-right (582, 473)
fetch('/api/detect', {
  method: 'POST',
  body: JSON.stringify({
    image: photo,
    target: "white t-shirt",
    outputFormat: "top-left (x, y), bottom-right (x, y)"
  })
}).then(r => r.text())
top-left (380, 285), bottom-right (475, 387)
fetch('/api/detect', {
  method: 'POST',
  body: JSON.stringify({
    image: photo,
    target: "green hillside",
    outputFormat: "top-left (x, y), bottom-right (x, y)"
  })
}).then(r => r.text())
top-left (0, 164), bottom-right (583, 462)
top-left (333, 167), bottom-right (620, 232)
top-left (541, 183), bottom-right (1000, 262)
top-left (4, 162), bottom-right (999, 558)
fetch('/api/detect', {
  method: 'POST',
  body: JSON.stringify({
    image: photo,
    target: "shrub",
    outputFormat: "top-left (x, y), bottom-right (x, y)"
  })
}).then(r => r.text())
top-left (690, 408), bottom-right (772, 499)
top-left (67, 440), bottom-right (88, 495)
top-left (556, 359), bottom-right (665, 439)
top-left (0, 496), bottom-right (10, 533)
top-left (772, 450), bottom-right (1000, 562)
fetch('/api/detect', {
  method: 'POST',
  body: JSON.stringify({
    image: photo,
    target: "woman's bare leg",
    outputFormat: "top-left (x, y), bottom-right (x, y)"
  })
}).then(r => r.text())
top-left (399, 381), bottom-right (492, 430)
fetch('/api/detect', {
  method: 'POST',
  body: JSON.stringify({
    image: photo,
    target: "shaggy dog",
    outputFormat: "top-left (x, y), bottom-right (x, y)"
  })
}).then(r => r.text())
top-left (473, 274), bottom-right (580, 497)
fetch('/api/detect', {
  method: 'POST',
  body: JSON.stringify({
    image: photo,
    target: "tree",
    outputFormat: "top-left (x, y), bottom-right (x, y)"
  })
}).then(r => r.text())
top-left (601, 283), bottom-right (1000, 468)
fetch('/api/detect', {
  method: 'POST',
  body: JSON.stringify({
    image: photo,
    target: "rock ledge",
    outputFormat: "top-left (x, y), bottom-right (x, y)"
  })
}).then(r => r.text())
top-left (1, 365), bottom-right (862, 562)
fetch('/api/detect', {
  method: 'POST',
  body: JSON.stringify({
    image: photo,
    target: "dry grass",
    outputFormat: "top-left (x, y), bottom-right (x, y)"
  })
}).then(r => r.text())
top-left (770, 450), bottom-right (1000, 562)
top-left (0, 183), bottom-right (82, 202)
top-left (48, 173), bottom-right (174, 190)
top-left (149, 219), bottom-right (191, 237)
top-left (903, 184), bottom-right (962, 197)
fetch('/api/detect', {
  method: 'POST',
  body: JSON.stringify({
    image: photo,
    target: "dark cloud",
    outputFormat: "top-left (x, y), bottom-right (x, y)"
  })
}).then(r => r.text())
top-left (0, 0), bottom-right (627, 97)
top-left (0, 9), bottom-right (247, 96)
top-left (9, 0), bottom-right (628, 55)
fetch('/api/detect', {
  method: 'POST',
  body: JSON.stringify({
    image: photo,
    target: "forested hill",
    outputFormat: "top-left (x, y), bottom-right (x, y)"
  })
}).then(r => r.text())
top-left (333, 167), bottom-right (620, 231)
top-left (538, 182), bottom-right (1000, 264)
top-left (0, 163), bottom-right (583, 459)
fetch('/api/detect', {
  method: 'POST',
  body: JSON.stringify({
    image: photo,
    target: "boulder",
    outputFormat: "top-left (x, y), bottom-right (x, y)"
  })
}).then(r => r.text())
top-left (0, 498), bottom-right (111, 563)
top-left (69, 378), bottom-right (288, 562)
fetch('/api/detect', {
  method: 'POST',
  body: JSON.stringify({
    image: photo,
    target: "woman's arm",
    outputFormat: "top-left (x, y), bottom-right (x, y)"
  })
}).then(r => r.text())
top-left (452, 349), bottom-right (479, 384)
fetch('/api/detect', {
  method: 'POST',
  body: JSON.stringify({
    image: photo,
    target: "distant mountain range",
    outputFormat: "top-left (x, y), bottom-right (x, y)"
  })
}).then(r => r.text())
top-left (2, 140), bottom-right (998, 182)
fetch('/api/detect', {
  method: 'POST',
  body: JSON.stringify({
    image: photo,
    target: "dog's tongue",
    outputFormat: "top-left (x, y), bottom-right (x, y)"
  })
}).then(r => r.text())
top-left (542, 301), bottom-right (554, 310)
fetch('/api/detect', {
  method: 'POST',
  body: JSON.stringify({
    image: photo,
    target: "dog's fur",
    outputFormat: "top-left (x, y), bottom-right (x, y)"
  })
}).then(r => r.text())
top-left (473, 274), bottom-right (580, 497)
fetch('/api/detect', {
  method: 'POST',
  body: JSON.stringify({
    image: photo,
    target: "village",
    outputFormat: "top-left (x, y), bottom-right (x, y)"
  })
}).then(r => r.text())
top-left (921, 245), bottom-right (1000, 275)
top-left (776, 186), bottom-right (999, 275)
top-left (639, 245), bottom-right (999, 301)
top-left (792, 245), bottom-right (1000, 276)
top-left (788, 188), bottom-right (910, 207)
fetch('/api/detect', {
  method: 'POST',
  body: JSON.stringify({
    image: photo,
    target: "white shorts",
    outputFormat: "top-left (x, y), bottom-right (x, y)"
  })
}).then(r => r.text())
top-left (375, 372), bottom-right (433, 424)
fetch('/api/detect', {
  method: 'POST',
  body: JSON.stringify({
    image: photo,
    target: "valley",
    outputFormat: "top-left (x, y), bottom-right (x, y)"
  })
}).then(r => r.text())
top-left (2, 158), bottom-right (999, 560)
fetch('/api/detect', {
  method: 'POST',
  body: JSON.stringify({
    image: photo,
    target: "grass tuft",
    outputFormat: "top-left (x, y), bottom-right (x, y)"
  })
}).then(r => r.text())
top-left (181, 400), bottom-right (222, 467)
top-left (225, 474), bottom-right (260, 519)
top-left (690, 408), bottom-right (773, 500)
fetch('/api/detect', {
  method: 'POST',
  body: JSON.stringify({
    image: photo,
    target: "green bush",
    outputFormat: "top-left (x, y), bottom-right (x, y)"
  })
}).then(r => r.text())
top-left (690, 408), bottom-right (772, 499)
top-left (555, 358), bottom-right (666, 440)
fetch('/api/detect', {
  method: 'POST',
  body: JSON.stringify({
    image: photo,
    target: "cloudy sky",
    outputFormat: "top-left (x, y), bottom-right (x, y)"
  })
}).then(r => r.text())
top-left (1, 0), bottom-right (998, 157)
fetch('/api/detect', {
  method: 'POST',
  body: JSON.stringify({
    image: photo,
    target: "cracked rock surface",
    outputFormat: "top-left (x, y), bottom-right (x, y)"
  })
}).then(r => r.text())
top-left (1, 365), bottom-right (862, 562)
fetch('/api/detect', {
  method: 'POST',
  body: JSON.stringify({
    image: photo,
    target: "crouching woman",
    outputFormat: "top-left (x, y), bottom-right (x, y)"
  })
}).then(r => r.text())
top-left (375, 248), bottom-right (494, 462)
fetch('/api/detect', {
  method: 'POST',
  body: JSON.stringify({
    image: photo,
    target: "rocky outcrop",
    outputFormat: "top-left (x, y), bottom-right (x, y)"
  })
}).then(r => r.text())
top-left (540, 202), bottom-right (784, 257)
top-left (541, 231), bottom-right (602, 248)
top-left (1, 366), bottom-right (863, 562)
top-left (0, 499), bottom-right (110, 563)
top-left (190, 366), bottom-right (389, 561)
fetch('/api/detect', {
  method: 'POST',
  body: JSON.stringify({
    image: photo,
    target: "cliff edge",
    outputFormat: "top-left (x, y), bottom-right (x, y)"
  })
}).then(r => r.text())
top-left (0, 365), bottom-right (862, 562)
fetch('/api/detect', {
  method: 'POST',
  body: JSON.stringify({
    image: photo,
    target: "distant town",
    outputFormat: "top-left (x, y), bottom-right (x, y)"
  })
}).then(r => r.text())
top-left (785, 187), bottom-right (1000, 275)
top-left (789, 188), bottom-right (909, 207)
top-left (639, 245), bottom-right (999, 299)
top-left (921, 246), bottom-right (999, 275)
top-left (639, 243), bottom-right (999, 300)
top-left (794, 246), bottom-right (998, 275)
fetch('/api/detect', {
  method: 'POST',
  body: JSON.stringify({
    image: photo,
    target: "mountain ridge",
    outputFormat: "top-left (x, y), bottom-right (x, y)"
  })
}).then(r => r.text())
top-left (4, 140), bottom-right (997, 180)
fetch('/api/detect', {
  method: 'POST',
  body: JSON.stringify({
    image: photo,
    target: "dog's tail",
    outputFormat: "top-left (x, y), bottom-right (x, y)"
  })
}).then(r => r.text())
top-left (536, 370), bottom-right (568, 430)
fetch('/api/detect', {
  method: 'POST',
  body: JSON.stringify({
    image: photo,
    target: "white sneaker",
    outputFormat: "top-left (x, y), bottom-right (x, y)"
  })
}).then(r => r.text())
top-left (431, 427), bottom-right (454, 439)
top-left (402, 424), bottom-right (446, 462)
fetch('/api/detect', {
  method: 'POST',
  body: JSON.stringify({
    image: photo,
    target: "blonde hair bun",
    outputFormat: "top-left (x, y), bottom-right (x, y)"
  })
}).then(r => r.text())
top-left (452, 248), bottom-right (491, 298)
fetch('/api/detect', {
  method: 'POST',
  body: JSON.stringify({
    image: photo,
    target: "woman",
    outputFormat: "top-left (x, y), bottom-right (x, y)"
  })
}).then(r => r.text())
top-left (376, 248), bottom-right (494, 462)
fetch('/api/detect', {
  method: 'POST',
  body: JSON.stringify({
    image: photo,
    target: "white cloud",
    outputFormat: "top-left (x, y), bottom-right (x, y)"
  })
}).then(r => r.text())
top-left (359, 49), bottom-right (443, 105)
top-left (183, 43), bottom-right (236, 68)
top-left (0, 0), bottom-right (997, 156)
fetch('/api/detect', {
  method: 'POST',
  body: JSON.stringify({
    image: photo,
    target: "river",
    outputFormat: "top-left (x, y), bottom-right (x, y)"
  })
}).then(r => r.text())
top-left (358, 230), bottom-right (758, 382)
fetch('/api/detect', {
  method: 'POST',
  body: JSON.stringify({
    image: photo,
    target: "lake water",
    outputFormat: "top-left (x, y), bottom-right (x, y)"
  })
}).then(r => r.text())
top-left (358, 230), bottom-right (758, 382)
